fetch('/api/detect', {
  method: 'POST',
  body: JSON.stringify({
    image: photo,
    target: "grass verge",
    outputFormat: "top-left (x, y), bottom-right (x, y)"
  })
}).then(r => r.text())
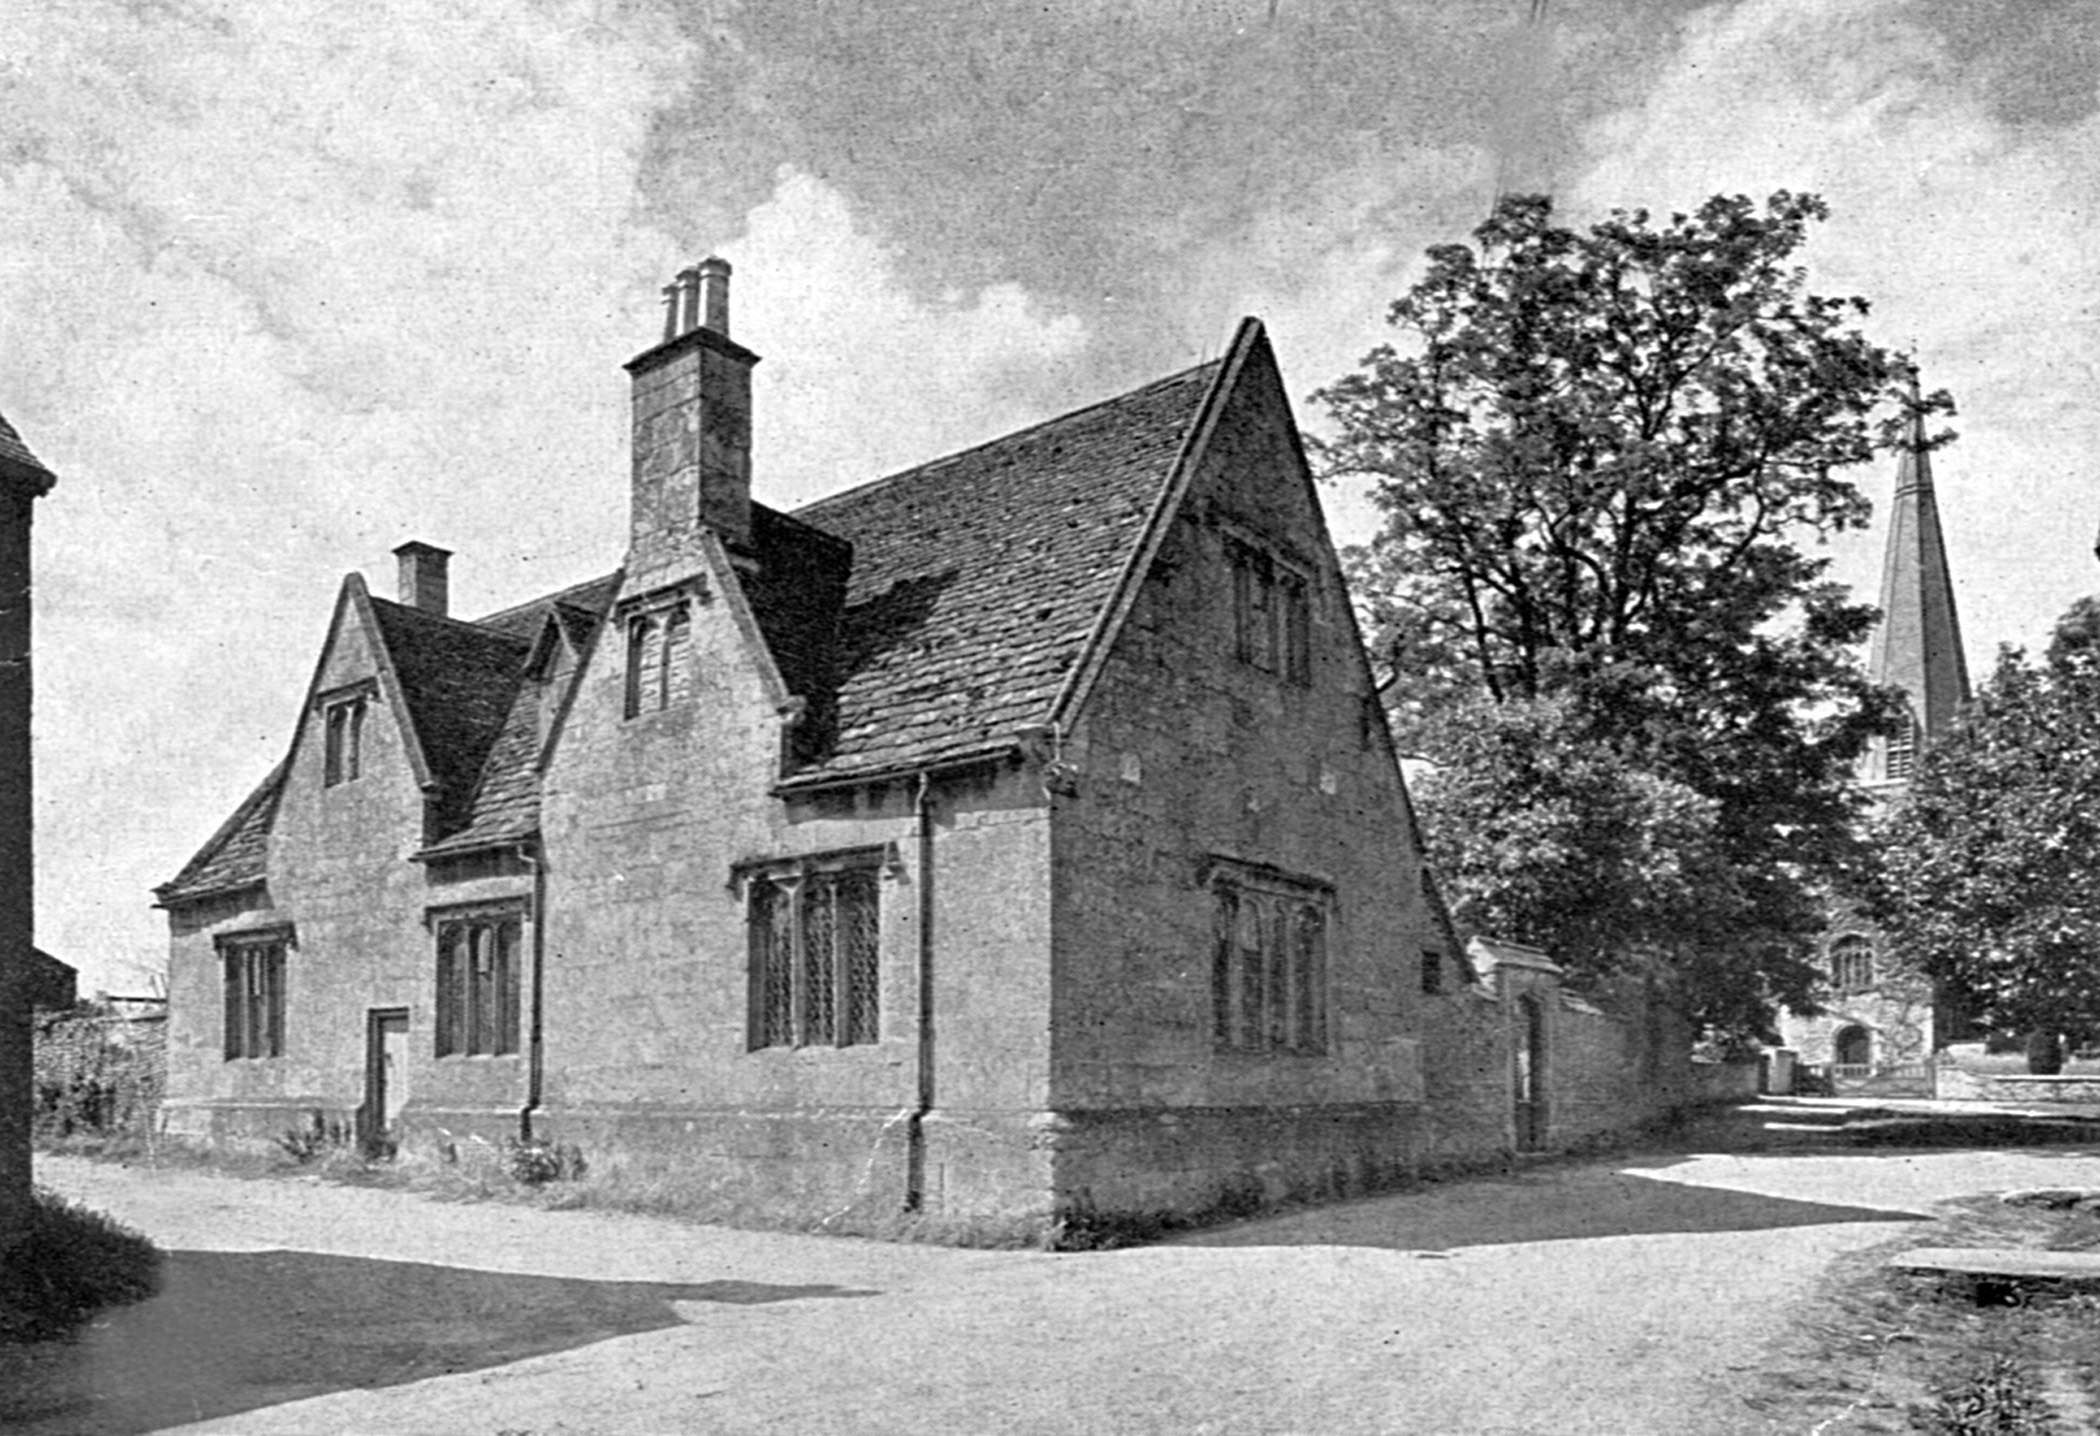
top-left (0, 1187), bottom-right (162, 1343)
top-left (1746, 1192), bottom-right (2100, 1433)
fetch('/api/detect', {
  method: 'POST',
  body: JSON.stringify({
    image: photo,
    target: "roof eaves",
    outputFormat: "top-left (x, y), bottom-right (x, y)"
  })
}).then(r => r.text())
top-left (771, 740), bottom-right (1020, 795)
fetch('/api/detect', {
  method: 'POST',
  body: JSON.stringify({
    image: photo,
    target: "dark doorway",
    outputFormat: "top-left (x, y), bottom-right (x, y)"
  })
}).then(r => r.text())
top-left (362, 1008), bottom-right (409, 1156)
top-left (1834, 1025), bottom-right (1872, 1068)
top-left (1514, 994), bottom-right (1548, 1152)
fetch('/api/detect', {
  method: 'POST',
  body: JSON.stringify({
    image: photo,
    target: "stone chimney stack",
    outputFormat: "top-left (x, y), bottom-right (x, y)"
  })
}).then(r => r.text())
top-left (392, 541), bottom-right (451, 617)
top-left (625, 255), bottom-right (757, 572)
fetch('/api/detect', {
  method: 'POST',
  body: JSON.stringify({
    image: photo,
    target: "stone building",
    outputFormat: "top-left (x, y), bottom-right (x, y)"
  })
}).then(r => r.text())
top-left (154, 264), bottom-right (1470, 1228)
top-left (1777, 382), bottom-right (1970, 1092)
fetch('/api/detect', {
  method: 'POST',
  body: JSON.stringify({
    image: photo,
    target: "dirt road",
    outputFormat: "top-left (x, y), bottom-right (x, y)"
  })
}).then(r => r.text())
top-left (13, 1128), bottom-right (2099, 1434)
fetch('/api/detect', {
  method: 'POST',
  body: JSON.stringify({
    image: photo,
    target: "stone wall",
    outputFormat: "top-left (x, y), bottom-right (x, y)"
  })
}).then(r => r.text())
top-left (1420, 961), bottom-right (1700, 1167)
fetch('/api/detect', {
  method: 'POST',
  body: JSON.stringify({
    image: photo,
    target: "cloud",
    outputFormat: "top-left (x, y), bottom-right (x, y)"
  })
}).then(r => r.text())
top-left (0, 5), bottom-right (1101, 991)
top-left (1570, 0), bottom-right (2100, 662)
top-left (2, 0), bottom-right (693, 987)
top-left (722, 169), bottom-right (1090, 503)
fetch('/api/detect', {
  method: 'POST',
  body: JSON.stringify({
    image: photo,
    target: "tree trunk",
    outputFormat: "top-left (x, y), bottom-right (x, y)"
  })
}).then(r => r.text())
top-left (2025, 1029), bottom-right (2065, 1076)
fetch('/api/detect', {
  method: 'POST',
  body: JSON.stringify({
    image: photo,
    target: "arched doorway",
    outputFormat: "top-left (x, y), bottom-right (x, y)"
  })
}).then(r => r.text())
top-left (1834, 1024), bottom-right (1872, 1069)
top-left (1514, 994), bottom-right (1548, 1152)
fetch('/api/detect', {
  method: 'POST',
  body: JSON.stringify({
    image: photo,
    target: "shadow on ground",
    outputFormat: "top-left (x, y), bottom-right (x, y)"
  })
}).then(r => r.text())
top-left (0, 1249), bottom-right (878, 1435)
top-left (1172, 1162), bottom-right (1924, 1252)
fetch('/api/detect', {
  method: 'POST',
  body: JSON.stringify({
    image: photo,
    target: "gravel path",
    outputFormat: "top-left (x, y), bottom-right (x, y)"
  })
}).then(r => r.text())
top-left (17, 1132), bottom-right (2100, 1434)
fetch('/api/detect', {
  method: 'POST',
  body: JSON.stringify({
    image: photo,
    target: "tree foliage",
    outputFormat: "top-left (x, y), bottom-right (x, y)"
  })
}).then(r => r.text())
top-left (1316, 193), bottom-right (1939, 1031)
top-left (1872, 599), bottom-right (2100, 1047)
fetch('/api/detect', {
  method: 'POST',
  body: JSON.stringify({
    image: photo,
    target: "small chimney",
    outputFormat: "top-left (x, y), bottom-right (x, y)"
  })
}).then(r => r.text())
top-left (393, 541), bottom-right (451, 617)
top-left (627, 256), bottom-right (757, 567)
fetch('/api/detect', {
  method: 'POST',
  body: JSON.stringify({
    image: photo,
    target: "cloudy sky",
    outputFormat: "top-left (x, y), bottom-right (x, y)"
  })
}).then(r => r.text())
top-left (3, 0), bottom-right (2096, 993)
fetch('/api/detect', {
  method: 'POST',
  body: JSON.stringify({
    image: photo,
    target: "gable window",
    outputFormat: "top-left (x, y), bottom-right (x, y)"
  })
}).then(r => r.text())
top-left (1421, 947), bottom-right (1445, 996)
top-left (1209, 863), bottom-right (1328, 1055)
top-left (1829, 934), bottom-right (1876, 994)
top-left (435, 908), bottom-right (522, 1057)
top-left (622, 593), bottom-right (694, 720)
top-left (322, 694), bottom-right (367, 786)
top-left (221, 933), bottom-right (288, 1060)
top-left (1229, 538), bottom-right (1312, 685)
top-left (745, 851), bottom-right (884, 1050)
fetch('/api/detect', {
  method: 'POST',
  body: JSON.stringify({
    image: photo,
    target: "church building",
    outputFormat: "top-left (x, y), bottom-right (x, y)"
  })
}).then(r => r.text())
top-left (1779, 381), bottom-right (1971, 1092)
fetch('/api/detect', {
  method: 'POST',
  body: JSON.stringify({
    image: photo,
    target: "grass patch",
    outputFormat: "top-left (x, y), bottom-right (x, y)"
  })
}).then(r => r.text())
top-left (0, 1187), bottom-right (162, 1343)
top-left (1747, 1194), bottom-right (2100, 1432)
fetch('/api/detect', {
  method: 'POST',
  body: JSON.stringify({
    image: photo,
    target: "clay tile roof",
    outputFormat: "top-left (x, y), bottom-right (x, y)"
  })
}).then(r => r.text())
top-left (786, 358), bottom-right (1221, 780)
top-left (155, 762), bottom-right (287, 904)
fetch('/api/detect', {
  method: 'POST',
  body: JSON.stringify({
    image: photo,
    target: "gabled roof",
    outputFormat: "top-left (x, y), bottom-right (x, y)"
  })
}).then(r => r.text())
top-left (154, 761), bottom-right (286, 905)
top-left (159, 335), bottom-right (1248, 887)
top-left (785, 356), bottom-right (1224, 781)
top-left (367, 597), bottom-right (533, 813)
top-left (394, 573), bottom-right (621, 858)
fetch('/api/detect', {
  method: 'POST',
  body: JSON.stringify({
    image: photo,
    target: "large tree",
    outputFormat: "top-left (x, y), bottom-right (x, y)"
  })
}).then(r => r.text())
top-left (1871, 600), bottom-right (2100, 1062)
top-left (1315, 192), bottom-right (1938, 1032)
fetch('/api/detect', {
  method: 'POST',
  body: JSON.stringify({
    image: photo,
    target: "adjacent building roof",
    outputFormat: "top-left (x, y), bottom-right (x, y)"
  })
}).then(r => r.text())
top-left (0, 410), bottom-right (52, 481)
top-left (0, 407), bottom-right (57, 500)
top-left (160, 352), bottom-right (1229, 894)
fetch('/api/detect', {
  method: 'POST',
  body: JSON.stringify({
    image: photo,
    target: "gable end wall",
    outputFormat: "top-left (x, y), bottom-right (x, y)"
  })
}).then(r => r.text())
top-left (1044, 346), bottom-right (1434, 1220)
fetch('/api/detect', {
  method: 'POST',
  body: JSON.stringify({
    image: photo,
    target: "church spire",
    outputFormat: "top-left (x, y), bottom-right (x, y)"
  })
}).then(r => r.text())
top-left (1863, 368), bottom-right (1969, 786)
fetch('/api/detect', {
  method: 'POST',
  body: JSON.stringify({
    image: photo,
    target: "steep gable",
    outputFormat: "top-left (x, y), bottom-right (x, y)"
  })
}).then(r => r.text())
top-left (784, 359), bottom-right (1223, 783)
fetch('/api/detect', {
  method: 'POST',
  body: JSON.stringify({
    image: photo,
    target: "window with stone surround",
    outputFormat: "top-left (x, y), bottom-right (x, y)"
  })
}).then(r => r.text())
top-left (220, 932), bottom-right (289, 1060)
top-left (622, 593), bottom-right (693, 720)
top-left (1209, 860), bottom-right (1329, 1055)
top-left (1228, 538), bottom-right (1312, 685)
top-left (434, 907), bottom-right (522, 1057)
top-left (321, 691), bottom-right (368, 786)
top-left (743, 849), bottom-right (886, 1050)
top-left (1829, 934), bottom-right (1876, 994)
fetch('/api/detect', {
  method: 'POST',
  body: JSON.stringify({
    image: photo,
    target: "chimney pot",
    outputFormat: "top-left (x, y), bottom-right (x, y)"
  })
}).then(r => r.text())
top-left (392, 541), bottom-right (452, 617)
top-left (697, 256), bottom-right (731, 335)
top-left (660, 280), bottom-right (683, 343)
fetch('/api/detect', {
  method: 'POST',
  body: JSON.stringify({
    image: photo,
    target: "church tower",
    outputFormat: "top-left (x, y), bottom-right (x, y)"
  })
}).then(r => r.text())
top-left (1776, 376), bottom-right (1969, 1093)
top-left (1861, 381), bottom-right (1971, 790)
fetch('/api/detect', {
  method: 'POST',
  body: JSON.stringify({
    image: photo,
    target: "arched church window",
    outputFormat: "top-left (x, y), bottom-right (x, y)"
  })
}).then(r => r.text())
top-left (1830, 935), bottom-right (1876, 993)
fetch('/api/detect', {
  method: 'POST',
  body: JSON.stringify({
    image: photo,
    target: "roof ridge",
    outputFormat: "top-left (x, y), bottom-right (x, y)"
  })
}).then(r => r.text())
top-left (468, 570), bottom-right (623, 630)
top-left (792, 358), bottom-right (1222, 521)
top-left (369, 591), bottom-right (536, 644)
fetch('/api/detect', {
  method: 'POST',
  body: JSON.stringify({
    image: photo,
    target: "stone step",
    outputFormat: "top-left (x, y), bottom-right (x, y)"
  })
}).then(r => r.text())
top-left (1891, 1246), bottom-right (2100, 1302)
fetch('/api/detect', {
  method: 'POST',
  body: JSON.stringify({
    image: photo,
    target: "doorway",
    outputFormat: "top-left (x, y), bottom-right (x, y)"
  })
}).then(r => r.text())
top-left (1514, 994), bottom-right (1548, 1152)
top-left (1833, 1024), bottom-right (1872, 1069)
top-left (363, 1008), bottom-right (409, 1156)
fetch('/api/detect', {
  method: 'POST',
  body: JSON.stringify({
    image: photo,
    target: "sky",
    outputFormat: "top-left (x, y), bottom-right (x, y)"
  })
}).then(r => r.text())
top-left (2, 0), bottom-right (2097, 994)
